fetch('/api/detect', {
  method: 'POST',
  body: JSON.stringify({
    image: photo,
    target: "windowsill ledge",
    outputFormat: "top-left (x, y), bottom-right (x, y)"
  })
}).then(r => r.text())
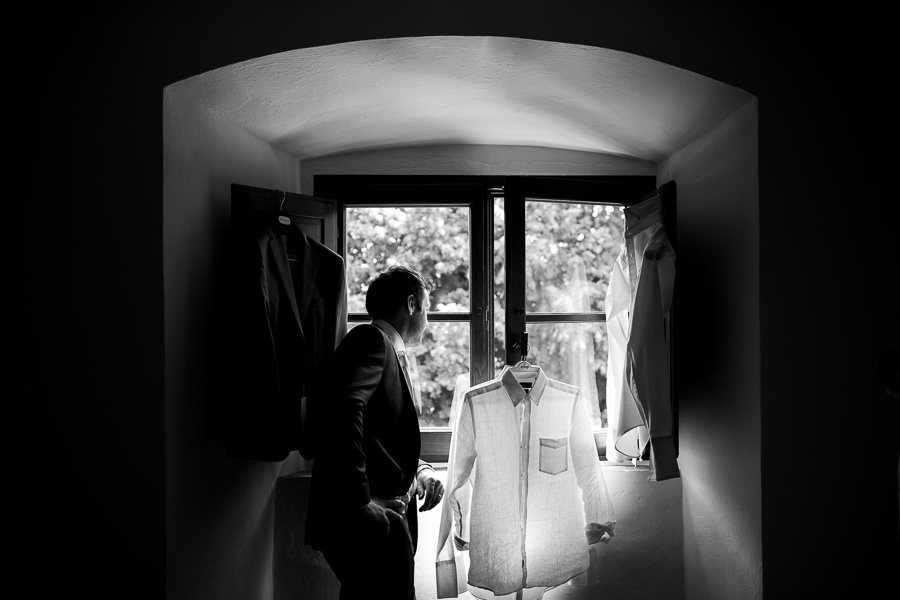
top-left (284, 459), bottom-right (651, 478)
top-left (422, 460), bottom-right (651, 471)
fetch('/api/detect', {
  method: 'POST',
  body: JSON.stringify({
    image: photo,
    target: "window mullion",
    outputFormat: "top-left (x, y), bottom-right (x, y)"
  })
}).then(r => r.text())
top-left (526, 312), bottom-right (607, 323)
top-left (470, 191), bottom-right (493, 386)
top-left (504, 179), bottom-right (527, 365)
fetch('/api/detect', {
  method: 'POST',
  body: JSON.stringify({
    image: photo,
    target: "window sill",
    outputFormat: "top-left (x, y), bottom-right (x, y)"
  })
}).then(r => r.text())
top-left (288, 459), bottom-right (650, 478)
top-left (424, 459), bottom-right (650, 471)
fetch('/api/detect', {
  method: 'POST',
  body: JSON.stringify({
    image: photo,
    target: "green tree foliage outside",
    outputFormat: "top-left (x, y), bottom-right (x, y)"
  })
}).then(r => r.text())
top-left (345, 201), bottom-right (625, 429)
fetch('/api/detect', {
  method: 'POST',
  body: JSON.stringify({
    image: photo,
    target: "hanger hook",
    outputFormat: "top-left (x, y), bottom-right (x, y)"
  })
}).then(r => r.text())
top-left (278, 189), bottom-right (286, 212)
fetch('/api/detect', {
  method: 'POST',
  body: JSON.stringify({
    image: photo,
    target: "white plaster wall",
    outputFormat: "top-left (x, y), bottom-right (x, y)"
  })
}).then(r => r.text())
top-left (163, 87), bottom-right (304, 600)
top-left (300, 145), bottom-right (655, 193)
top-left (658, 99), bottom-right (761, 600)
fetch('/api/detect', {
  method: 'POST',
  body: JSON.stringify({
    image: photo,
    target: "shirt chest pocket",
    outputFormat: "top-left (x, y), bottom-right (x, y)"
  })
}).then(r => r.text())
top-left (538, 437), bottom-right (568, 475)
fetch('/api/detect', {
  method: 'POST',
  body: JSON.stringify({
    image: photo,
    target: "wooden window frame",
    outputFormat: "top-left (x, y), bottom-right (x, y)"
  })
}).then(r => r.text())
top-left (315, 175), bottom-right (663, 463)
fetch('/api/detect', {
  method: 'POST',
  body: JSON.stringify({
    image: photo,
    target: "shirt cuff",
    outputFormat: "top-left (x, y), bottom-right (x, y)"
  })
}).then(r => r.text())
top-left (416, 461), bottom-right (435, 478)
top-left (585, 521), bottom-right (615, 544)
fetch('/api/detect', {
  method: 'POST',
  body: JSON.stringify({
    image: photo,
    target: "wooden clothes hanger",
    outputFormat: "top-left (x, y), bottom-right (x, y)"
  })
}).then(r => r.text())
top-left (510, 359), bottom-right (538, 391)
top-left (501, 332), bottom-right (538, 391)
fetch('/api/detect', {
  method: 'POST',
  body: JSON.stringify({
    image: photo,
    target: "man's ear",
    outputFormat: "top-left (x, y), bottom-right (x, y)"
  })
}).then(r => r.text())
top-left (407, 294), bottom-right (416, 315)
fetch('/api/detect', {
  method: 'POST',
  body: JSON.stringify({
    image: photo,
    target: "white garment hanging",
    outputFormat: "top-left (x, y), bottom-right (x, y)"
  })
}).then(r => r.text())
top-left (436, 365), bottom-right (615, 598)
top-left (606, 193), bottom-right (678, 481)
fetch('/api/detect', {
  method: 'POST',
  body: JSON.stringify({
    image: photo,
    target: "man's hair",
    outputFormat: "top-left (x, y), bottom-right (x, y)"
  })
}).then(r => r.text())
top-left (365, 265), bottom-right (431, 319)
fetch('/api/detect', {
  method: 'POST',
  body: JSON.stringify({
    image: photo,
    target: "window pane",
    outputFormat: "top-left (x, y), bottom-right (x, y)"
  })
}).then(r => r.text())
top-left (524, 201), bottom-right (625, 313)
top-left (407, 322), bottom-right (470, 428)
top-left (345, 206), bottom-right (470, 313)
top-left (522, 322), bottom-right (609, 429)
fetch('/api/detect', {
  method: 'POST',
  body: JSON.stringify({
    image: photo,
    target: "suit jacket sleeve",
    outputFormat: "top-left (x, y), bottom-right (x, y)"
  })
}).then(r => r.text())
top-left (297, 242), bottom-right (348, 459)
top-left (333, 253), bottom-right (348, 346)
top-left (324, 325), bottom-right (388, 508)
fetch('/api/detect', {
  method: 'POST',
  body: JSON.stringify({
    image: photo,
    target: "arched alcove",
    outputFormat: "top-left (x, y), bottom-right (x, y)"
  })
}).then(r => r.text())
top-left (167, 36), bottom-right (752, 163)
top-left (163, 36), bottom-right (759, 600)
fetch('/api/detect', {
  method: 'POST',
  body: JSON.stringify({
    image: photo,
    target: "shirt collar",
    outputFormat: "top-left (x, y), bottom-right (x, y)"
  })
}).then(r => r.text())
top-left (500, 365), bottom-right (547, 406)
top-left (371, 319), bottom-right (406, 356)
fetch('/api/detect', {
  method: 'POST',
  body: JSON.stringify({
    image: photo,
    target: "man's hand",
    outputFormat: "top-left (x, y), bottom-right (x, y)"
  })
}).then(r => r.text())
top-left (414, 467), bottom-right (444, 512)
top-left (360, 497), bottom-right (407, 536)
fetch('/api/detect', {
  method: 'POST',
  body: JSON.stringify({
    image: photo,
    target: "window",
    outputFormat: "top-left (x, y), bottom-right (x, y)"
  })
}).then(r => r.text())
top-left (513, 198), bottom-right (625, 430)
top-left (344, 203), bottom-right (478, 429)
top-left (316, 176), bottom-right (657, 462)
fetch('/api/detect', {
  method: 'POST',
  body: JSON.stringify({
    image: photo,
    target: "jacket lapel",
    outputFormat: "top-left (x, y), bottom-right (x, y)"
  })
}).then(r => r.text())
top-left (267, 225), bottom-right (304, 338)
top-left (371, 322), bottom-right (415, 408)
top-left (296, 230), bottom-right (319, 323)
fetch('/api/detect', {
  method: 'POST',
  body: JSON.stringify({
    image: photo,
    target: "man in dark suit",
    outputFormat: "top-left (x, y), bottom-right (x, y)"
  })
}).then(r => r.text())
top-left (306, 265), bottom-right (444, 600)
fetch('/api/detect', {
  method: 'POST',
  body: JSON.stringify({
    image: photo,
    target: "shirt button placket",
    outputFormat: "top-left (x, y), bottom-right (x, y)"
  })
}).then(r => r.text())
top-left (519, 395), bottom-right (532, 587)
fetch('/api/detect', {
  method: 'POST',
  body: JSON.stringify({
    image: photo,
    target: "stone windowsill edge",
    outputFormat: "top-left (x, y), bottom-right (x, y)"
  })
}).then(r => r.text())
top-left (285, 460), bottom-right (651, 478)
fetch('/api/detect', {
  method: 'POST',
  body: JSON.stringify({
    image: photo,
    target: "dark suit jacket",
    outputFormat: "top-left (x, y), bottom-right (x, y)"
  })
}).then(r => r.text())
top-left (226, 216), bottom-right (347, 461)
top-left (305, 323), bottom-right (422, 550)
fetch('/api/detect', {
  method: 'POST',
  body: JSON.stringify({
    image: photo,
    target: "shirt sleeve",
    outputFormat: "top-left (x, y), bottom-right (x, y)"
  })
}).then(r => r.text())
top-left (629, 228), bottom-right (679, 481)
top-left (435, 393), bottom-right (477, 598)
top-left (569, 386), bottom-right (616, 543)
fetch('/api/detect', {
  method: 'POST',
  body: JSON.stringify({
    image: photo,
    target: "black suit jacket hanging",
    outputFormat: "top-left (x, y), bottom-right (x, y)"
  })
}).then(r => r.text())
top-left (226, 215), bottom-right (347, 461)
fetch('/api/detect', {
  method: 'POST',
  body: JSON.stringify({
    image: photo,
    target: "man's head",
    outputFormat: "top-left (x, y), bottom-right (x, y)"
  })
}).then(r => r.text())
top-left (366, 265), bottom-right (432, 347)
